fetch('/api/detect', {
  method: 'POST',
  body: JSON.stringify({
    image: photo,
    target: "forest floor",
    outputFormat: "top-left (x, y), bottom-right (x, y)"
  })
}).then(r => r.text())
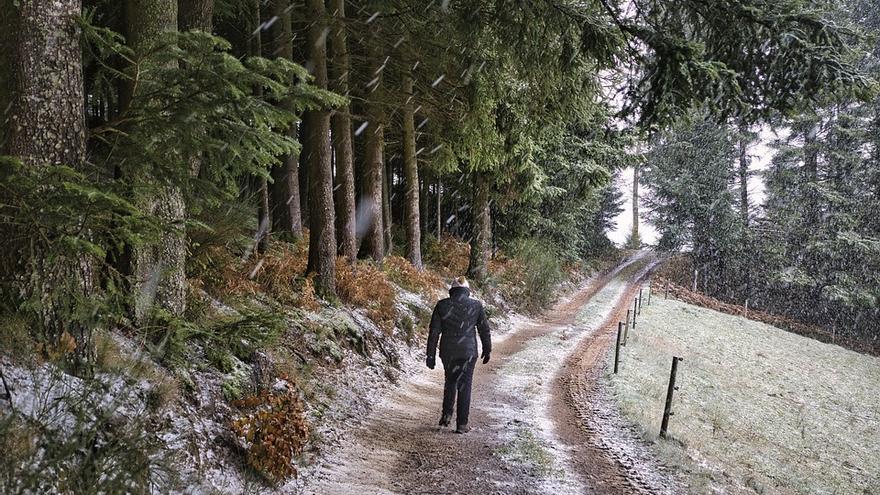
top-left (298, 252), bottom-right (684, 495)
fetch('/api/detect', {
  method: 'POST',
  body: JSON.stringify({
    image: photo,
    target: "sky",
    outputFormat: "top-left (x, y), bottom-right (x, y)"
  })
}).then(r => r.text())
top-left (608, 125), bottom-right (781, 247)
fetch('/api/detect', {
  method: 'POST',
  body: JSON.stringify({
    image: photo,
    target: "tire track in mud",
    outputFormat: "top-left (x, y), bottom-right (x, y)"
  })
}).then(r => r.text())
top-left (550, 256), bottom-right (684, 495)
top-left (300, 253), bottom-right (674, 495)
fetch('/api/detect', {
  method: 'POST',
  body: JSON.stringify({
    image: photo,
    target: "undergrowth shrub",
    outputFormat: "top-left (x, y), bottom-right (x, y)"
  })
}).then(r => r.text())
top-left (422, 234), bottom-right (470, 277)
top-left (302, 314), bottom-right (367, 361)
top-left (384, 255), bottom-right (443, 297)
top-left (0, 366), bottom-right (175, 493)
top-left (189, 245), bottom-right (260, 298)
top-left (147, 306), bottom-right (285, 369)
top-left (187, 199), bottom-right (255, 293)
top-left (654, 254), bottom-right (696, 289)
top-left (335, 258), bottom-right (396, 333)
top-left (498, 238), bottom-right (565, 313)
top-left (231, 385), bottom-right (310, 482)
top-left (248, 241), bottom-right (309, 305)
top-left (0, 315), bottom-right (38, 364)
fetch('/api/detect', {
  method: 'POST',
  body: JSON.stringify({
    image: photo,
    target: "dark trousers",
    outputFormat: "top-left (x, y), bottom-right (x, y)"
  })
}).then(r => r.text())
top-left (441, 357), bottom-right (476, 426)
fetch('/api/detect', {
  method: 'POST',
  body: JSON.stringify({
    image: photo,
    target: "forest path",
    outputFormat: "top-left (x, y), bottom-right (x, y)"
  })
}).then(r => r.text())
top-left (300, 252), bottom-right (672, 495)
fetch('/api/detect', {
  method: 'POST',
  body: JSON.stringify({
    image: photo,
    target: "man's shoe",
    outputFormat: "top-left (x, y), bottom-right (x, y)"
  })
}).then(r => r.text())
top-left (439, 414), bottom-right (451, 427)
top-left (454, 424), bottom-right (470, 434)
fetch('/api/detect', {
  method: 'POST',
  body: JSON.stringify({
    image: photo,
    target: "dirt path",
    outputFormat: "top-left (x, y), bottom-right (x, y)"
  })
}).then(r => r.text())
top-left (300, 253), bottom-right (676, 495)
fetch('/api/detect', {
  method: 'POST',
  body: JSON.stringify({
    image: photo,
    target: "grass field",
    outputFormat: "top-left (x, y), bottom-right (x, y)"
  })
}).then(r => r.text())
top-left (606, 293), bottom-right (880, 495)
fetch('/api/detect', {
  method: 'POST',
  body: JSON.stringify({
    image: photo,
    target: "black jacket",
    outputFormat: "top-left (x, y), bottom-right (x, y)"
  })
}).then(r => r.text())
top-left (426, 287), bottom-right (492, 361)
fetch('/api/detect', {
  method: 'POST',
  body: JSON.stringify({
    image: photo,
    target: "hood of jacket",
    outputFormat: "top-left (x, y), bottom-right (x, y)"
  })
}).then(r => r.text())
top-left (449, 286), bottom-right (470, 300)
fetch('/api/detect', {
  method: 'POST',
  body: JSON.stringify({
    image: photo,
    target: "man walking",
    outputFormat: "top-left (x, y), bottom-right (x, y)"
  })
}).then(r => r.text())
top-left (426, 277), bottom-right (492, 433)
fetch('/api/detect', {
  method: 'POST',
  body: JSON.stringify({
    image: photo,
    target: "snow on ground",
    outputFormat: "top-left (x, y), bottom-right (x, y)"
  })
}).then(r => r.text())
top-left (494, 275), bottom-right (630, 493)
top-left (607, 296), bottom-right (880, 494)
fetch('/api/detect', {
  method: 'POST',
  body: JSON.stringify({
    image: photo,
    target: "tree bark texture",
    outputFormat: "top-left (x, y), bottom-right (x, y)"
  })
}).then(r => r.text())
top-left (178, 0), bottom-right (212, 176)
top-left (299, 115), bottom-right (310, 228)
top-left (360, 54), bottom-right (386, 262)
top-left (436, 177), bottom-right (441, 238)
top-left (267, 0), bottom-right (302, 239)
top-left (0, 2), bottom-right (17, 150)
top-left (467, 172), bottom-right (491, 283)
top-left (125, 0), bottom-right (187, 323)
top-left (329, 0), bottom-right (356, 260)
top-left (247, 0), bottom-right (270, 254)
top-left (304, 0), bottom-right (336, 295)
top-left (7, 0), bottom-right (96, 359)
top-left (382, 158), bottom-right (392, 254)
top-left (418, 172), bottom-right (428, 236)
top-left (178, 0), bottom-right (213, 32)
top-left (9, 1), bottom-right (85, 168)
top-left (401, 73), bottom-right (422, 268)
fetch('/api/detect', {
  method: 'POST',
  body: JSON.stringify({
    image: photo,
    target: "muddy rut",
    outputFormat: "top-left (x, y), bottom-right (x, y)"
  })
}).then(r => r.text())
top-left (301, 253), bottom-right (679, 495)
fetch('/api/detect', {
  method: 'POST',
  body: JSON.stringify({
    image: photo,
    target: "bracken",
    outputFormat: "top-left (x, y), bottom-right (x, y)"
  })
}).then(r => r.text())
top-left (231, 385), bottom-right (310, 482)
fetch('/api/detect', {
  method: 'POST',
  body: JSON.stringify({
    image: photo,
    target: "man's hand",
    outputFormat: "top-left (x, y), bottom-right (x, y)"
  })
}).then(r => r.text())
top-left (426, 356), bottom-right (436, 369)
top-left (481, 351), bottom-right (490, 364)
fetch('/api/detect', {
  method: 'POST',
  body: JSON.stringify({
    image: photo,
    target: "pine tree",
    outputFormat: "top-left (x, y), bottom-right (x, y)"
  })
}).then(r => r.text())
top-left (329, 0), bottom-right (356, 260)
top-left (124, 0), bottom-right (188, 323)
top-left (401, 71), bottom-right (422, 269)
top-left (642, 111), bottom-right (740, 298)
top-left (179, 0), bottom-right (213, 32)
top-left (467, 172), bottom-right (491, 282)
top-left (359, 49), bottom-right (387, 263)
top-left (5, 0), bottom-right (95, 360)
top-left (304, 0), bottom-right (336, 295)
top-left (268, 0), bottom-right (303, 239)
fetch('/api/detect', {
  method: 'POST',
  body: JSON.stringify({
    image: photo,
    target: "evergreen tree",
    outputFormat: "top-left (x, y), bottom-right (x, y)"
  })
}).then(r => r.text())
top-left (401, 71), bottom-right (423, 269)
top-left (124, 0), bottom-right (188, 323)
top-left (4, 0), bottom-right (95, 362)
top-left (643, 111), bottom-right (742, 298)
top-left (329, 0), bottom-right (356, 260)
top-left (304, 0), bottom-right (336, 296)
top-left (268, 0), bottom-right (303, 239)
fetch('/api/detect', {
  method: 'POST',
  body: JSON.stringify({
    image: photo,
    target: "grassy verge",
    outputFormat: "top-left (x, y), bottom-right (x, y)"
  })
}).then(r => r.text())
top-left (607, 296), bottom-right (880, 494)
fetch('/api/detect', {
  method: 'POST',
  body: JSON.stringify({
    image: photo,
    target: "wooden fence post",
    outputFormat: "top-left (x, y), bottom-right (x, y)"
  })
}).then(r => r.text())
top-left (623, 309), bottom-right (631, 346)
top-left (632, 298), bottom-right (638, 329)
top-left (638, 288), bottom-right (643, 314)
top-left (660, 356), bottom-right (682, 438)
top-left (614, 322), bottom-right (622, 373)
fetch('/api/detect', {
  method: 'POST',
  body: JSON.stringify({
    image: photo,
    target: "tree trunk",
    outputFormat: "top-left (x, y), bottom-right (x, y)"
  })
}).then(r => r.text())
top-left (467, 172), bottom-right (491, 283)
top-left (125, 0), bottom-right (187, 323)
top-left (419, 172), bottom-right (428, 236)
top-left (629, 163), bottom-right (640, 248)
top-left (178, 0), bottom-right (212, 179)
top-left (436, 177), bottom-right (441, 238)
top-left (304, 0), bottom-right (336, 295)
top-left (360, 54), bottom-right (386, 262)
top-left (268, 0), bottom-right (302, 239)
top-left (299, 116), bottom-right (310, 229)
top-left (329, 0), bottom-right (356, 260)
top-left (738, 127), bottom-right (750, 227)
top-left (246, 0), bottom-right (270, 254)
top-left (7, 0), bottom-right (95, 360)
top-left (178, 0), bottom-right (212, 32)
top-left (382, 158), bottom-right (392, 255)
top-left (0, 2), bottom-right (16, 150)
top-left (401, 74), bottom-right (422, 268)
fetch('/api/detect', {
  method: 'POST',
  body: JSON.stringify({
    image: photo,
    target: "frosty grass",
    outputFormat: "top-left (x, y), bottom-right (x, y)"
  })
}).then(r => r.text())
top-left (607, 296), bottom-right (880, 495)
